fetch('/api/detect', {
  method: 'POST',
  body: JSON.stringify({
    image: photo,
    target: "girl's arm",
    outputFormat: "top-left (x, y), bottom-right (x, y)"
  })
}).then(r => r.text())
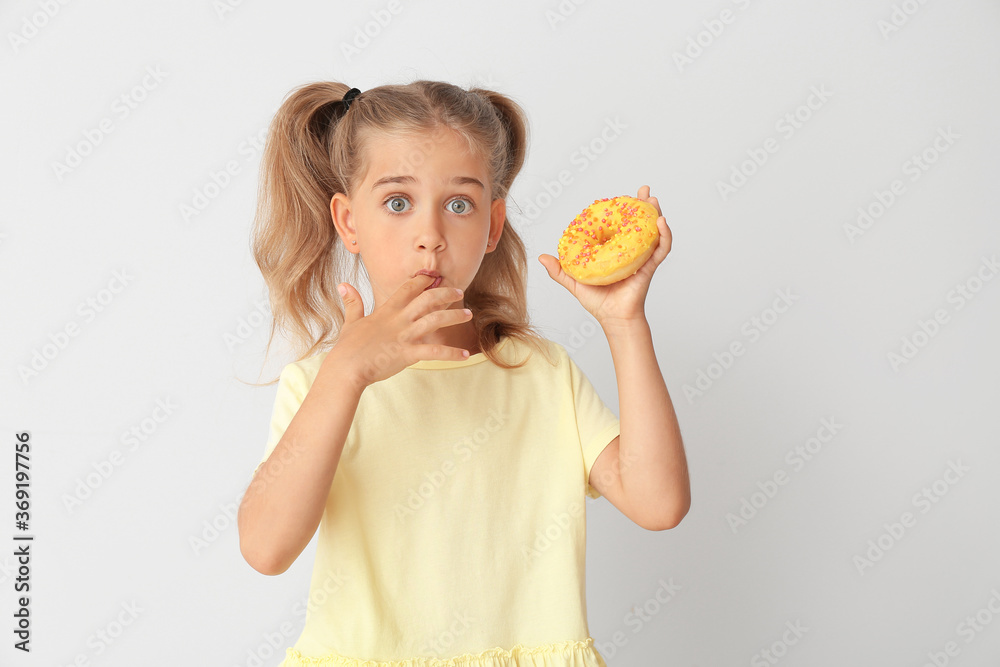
top-left (598, 316), bottom-right (689, 530)
top-left (239, 275), bottom-right (469, 573)
top-left (237, 349), bottom-right (366, 575)
top-left (538, 185), bottom-right (687, 530)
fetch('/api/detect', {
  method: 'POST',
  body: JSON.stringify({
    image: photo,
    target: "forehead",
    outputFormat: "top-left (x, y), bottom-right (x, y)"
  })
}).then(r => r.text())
top-left (361, 128), bottom-right (486, 183)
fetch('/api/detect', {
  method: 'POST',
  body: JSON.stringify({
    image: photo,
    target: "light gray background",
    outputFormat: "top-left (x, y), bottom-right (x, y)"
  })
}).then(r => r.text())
top-left (2, 0), bottom-right (999, 665)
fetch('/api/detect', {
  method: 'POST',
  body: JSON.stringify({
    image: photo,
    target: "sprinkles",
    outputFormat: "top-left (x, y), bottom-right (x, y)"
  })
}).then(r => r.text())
top-left (556, 195), bottom-right (660, 285)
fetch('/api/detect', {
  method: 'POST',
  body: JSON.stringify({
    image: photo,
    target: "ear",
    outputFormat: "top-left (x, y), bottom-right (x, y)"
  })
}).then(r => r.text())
top-left (331, 193), bottom-right (360, 254)
top-left (487, 197), bottom-right (505, 253)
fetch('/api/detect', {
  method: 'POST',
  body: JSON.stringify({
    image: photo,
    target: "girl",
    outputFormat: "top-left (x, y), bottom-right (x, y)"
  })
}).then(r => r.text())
top-left (237, 80), bottom-right (689, 667)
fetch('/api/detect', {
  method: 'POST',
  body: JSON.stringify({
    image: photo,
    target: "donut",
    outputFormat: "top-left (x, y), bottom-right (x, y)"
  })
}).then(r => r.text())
top-left (557, 196), bottom-right (660, 285)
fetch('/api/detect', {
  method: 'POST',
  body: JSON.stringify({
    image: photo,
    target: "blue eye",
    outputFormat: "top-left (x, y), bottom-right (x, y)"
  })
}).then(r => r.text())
top-left (382, 195), bottom-right (476, 216)
top-left (385, 196), bottom-right (410, 214)
top-left (448, 198), bottom-right (470, 214)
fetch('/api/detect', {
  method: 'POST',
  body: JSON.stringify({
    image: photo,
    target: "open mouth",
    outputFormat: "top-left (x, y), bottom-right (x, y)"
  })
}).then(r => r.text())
top-left (423, 276), bottom-right (443, 290)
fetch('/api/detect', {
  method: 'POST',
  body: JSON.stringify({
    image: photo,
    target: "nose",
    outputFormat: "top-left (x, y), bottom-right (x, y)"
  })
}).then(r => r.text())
top-left (414, 208), bottom-right (446, 252)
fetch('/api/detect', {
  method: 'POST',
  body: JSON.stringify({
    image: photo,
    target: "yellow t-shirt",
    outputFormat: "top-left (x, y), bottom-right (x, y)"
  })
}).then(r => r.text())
top-left (254, 335), bottom-right (621, 666)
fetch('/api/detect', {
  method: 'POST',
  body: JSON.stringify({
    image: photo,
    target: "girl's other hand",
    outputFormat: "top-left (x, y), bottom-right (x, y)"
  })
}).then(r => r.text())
top-left (538, 185), bottom-right (672, 328)
top-left (334, 275), bottom-right (472, 389)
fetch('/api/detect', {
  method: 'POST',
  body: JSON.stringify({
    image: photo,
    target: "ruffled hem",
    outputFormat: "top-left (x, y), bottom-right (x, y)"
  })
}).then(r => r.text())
top-left (279, 637), bottom-right (606, 667)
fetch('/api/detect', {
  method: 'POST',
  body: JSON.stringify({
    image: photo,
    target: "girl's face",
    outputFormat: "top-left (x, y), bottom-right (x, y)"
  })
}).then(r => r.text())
top-left (331, 127), bottom-right (505, 311)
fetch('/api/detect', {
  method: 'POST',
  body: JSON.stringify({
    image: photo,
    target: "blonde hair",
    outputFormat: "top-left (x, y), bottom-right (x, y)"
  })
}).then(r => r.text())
top-left (249, 80), bottom-right (553, 385)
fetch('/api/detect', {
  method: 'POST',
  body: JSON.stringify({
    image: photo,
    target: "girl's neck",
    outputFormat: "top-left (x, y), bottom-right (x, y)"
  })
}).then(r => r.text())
top-left (425, 319), bottom-right (480, 356)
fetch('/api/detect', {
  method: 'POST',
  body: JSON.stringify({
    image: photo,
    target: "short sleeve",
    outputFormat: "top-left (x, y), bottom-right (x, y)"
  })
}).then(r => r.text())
top-left (253, 362), bottom-right (309, 478)
top-left (568, 354), bottom-right (620, 499)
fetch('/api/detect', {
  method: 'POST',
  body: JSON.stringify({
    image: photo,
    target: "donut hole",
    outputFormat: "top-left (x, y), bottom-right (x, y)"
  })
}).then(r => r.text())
top-left (581, 210), bottom-right (617, 247)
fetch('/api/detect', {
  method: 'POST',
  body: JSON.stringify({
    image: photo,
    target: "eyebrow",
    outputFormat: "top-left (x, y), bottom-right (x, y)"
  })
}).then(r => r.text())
top-left (371, 175), bottom-right (485, 191)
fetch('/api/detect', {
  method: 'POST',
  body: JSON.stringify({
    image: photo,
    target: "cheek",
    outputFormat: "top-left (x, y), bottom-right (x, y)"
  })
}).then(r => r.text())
top-left (369, 235), bottom-right (410, 271)
top-left (363, 226), bottom-right (397, 250)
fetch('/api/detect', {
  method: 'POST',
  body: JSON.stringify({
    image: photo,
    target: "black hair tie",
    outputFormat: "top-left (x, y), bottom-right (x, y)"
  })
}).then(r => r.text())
top-left (342, 87), bottom-right (361, 111)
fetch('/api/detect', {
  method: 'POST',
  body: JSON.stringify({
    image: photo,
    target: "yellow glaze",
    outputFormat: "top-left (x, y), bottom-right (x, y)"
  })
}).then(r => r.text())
top-left (557, 196), bottom-right (659, 285)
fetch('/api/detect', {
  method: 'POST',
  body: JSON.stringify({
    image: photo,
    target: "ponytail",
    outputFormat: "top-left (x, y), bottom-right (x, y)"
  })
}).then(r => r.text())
top-left (249, 83), bottom-right (358, 382)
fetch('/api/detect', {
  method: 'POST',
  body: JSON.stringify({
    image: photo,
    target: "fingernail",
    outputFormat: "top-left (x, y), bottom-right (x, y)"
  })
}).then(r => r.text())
top-left (462, 350), bottom-right (470, 358)
top-left (337, 285), bottom-right (346, 297)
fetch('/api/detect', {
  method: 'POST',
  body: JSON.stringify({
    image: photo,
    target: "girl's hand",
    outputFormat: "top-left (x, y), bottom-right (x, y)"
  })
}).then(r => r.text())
top-left (334, 275), bottom-right (473, 388)
top-left (538, 185), bottom-right (673, 329)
